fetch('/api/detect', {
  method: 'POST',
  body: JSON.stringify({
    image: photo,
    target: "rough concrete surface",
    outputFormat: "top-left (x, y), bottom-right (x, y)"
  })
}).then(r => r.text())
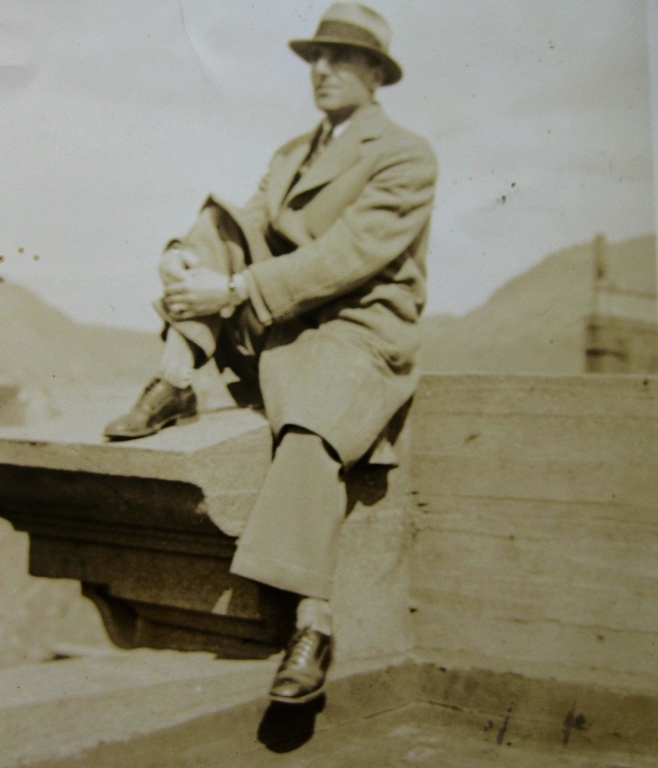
top-left (0, 649), bottom-right (282, 767)
top-left (31, 704), bottom-right (658, 768)
top-left (410, 374), bottom-right (658, 694)
top-left (0, 384), bottom-right (272, 537)
top-left (8, 660), bottom-right (656, 768)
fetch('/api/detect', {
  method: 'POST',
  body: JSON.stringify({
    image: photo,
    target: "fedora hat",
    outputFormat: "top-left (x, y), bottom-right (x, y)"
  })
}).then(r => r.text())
top-left (289, 3), bottom-right (402, 86)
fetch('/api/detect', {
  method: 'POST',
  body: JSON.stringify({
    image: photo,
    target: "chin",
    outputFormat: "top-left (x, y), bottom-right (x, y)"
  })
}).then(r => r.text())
top-left (314, 90), bottom-right (342, 106)
top-left (315, 98), bottom-right (338, 112)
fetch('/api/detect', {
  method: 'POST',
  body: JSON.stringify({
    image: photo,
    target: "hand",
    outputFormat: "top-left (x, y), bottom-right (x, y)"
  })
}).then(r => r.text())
top-left (158, 249), bottom-right (199, 286)
top-left (163, 267), bottom-right (230, 320)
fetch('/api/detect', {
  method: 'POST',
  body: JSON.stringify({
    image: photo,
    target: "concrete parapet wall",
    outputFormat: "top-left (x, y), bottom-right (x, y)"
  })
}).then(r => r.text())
top-left (409, 374), bottom-right (658, 693)
top-left (333, 428), bottom-right (414, 661)
top-left (1, 373), bottom-right (657, 691)
top-left (586, 314), bottom-right (658, 373)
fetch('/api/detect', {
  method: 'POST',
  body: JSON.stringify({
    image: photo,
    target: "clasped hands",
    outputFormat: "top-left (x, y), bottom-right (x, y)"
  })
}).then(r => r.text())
top-left (159, 249), bottom-right (236, 321)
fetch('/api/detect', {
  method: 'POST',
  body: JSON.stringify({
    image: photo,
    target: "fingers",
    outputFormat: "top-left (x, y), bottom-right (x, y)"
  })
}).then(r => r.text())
top-left (160, 267), bottom-right (186, 284)
top-left (164, 282), bottom-right (189, 299)
top-left (165, 301), bottom-right (193, 321)
top-left (159, 251), bottom-right (187, 283)
top-left (180, 251), bottom-right (199, 269)
top-left (163, 279), bottom-right (194, 319)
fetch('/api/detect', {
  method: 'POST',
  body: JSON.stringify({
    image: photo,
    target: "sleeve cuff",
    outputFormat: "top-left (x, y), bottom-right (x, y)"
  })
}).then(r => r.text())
top-left (243, 268), bottom-right (274, 326)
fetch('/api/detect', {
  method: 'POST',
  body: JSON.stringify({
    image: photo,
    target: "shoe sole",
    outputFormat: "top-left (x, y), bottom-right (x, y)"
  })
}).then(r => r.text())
top-left (268, 684), bottom-right (326, 705)
top-left (104, 412), bottom-right (199, 441)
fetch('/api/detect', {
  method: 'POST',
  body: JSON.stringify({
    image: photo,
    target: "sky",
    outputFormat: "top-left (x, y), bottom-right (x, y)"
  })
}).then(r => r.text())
top-left (0, 0), bottom-right (655, 330)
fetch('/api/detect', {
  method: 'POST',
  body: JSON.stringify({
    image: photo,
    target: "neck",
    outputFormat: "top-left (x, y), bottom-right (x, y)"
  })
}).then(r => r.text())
top-left (323, 99), bottom-right (373, 127)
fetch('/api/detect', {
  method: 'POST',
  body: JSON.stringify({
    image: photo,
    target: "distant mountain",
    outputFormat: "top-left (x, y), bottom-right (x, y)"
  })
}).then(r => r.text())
top-left (418, 235), bottom-right (656, 374)
top-left (2, 235), bottom-right (654, 387)
top-left (0, 282), bottom-right (161, 386)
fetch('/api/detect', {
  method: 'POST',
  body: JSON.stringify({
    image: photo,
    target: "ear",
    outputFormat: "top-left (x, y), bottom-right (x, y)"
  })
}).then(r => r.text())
top-left (372, 64), bottom-right (385, 88)
top-left (367, 62), bottom-right (385, 92)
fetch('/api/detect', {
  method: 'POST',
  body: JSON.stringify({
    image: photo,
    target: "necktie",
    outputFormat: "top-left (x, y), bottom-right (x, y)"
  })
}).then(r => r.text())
top-left (302, 124), bottom-right (334, 172)
top-left (286, 124), bottom-right (334, 198)
top-left (318, 123), bottom-right (334, 152)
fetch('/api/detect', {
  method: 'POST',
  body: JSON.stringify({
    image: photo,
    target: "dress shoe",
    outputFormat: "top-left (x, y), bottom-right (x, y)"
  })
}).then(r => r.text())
top-left (103, 378), bottom-right (197, 440)
top-left (269, 627), bottom-right (333, 704)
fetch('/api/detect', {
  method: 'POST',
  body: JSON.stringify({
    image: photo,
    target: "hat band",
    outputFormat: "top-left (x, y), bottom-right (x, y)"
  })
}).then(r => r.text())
top-left (314, 20), bottom-right (384, 52)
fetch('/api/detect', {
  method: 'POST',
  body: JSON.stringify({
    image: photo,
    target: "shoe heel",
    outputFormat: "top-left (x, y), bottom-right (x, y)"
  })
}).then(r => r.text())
top-left (175, 413), bottom-right (199, 427)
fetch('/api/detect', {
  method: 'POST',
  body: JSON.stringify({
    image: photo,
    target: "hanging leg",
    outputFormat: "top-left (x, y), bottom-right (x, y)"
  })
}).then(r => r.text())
top-left (231, 427), bottom-right (345, 703)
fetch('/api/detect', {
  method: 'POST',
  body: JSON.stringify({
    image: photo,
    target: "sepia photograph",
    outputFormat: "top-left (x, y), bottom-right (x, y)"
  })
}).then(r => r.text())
top-left (0, 1), bottom-right (657, 765)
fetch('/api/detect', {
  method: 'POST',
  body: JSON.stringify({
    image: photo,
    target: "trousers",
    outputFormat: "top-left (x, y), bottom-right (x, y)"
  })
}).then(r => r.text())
top-left (230, 428), bottom-right (346, 599)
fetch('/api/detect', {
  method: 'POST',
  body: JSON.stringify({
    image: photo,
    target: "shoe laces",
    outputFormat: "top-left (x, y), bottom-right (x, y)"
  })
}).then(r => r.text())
top-left (287, 629), bottom-right (319, 668)
top-left (136, 377), bottom-right (160, 404)
top-left (137, 378), bottom-right (179, 413)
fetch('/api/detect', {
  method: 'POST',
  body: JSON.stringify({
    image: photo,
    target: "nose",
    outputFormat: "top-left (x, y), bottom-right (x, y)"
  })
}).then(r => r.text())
top-left (312, 54), bottom-right (332, 76)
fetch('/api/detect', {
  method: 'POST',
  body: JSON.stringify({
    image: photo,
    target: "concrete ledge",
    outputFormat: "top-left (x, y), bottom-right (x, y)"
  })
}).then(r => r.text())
top-left (0, 403), bottom-right (414, 664)
top-left (0, 406), bottom-right (272, 537)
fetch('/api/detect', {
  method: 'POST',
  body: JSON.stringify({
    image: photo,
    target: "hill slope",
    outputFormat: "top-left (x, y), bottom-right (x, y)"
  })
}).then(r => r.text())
top-left (418, 235), bottom-right (656, 374)
top-left (2, 234), bottom-right (655, 385)
top-left (0, 283), bottom-right (161, 386)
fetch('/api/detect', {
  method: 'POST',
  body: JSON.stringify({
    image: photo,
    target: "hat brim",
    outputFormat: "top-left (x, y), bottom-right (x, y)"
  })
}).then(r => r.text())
top-left (288, 39), bottom-right (402, 86)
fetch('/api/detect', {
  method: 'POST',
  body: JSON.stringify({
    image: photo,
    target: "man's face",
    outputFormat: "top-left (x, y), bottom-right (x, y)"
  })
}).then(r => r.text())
top-left (310, 44), bottom-right (383, 120)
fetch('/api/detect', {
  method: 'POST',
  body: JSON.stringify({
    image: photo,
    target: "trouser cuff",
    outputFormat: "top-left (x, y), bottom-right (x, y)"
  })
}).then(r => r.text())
top-left (230, 551), bottom-right (333, 600)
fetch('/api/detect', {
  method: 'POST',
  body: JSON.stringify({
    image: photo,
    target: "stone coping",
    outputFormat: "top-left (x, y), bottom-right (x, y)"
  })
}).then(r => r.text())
top-left (0, 399), bottom-right (273, 537)
top-left (0, 406), bottom-right (269, 473)
top-left (1, 372), bottom-right (655, 479)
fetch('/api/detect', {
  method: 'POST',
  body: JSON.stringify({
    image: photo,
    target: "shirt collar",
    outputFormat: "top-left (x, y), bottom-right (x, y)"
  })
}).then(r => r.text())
top-left (321, 117), bottom-right (351, 142)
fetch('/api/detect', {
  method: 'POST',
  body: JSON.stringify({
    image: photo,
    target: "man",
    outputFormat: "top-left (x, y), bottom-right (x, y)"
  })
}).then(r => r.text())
top-left (104, 2), bottom-right (437, 703)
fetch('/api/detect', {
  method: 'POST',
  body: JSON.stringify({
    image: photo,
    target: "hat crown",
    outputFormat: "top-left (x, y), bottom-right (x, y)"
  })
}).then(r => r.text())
top-left (318, 3), bottom-right (391, 52)
top-left (288, 2), bottom-right (403, 85)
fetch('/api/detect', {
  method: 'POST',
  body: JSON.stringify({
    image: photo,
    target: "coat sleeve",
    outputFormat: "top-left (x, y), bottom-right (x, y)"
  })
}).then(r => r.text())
top-left (242, 139), bottom-right (437, 324)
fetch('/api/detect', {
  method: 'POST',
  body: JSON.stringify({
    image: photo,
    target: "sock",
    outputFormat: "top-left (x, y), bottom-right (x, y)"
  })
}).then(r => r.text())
top-left (158, 328), bottom-right (195, 389)
top-left (296, 597), bottom-right (333, 636)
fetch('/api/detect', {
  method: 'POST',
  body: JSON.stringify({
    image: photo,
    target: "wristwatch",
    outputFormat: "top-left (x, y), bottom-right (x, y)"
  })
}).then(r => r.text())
top-left (220, 272), bottom-right (248, 318)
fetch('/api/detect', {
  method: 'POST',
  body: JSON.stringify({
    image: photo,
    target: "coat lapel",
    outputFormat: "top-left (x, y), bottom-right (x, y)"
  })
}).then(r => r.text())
top-left (266, 135), bottom-right (315, 215)
top-left (284, 103), bottom-right (387, 203)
